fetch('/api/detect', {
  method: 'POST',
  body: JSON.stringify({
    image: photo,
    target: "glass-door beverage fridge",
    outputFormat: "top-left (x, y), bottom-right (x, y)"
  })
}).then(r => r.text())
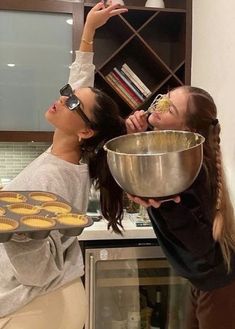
top-left (84, 240), bottom-right (189, 329)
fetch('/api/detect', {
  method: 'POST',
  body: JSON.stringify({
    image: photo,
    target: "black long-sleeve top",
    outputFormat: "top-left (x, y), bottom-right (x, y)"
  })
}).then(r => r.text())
top-left (148, 167), bottom-right (235, 291)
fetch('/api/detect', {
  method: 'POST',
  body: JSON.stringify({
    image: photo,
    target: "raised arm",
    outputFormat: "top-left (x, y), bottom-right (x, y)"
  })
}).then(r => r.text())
top-left (69, 2), bottom-right (128, 89)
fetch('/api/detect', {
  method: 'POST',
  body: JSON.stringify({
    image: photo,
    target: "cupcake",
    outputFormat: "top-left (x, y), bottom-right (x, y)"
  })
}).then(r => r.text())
top-left (42, 202), bottom-right (71, 214)
top-left (0, 207), bottom-right (6, 216)
top-left (8, 203), bottom-right (40, 215)
top-left (0, 217), bottom-right (19, 231)
top-left (29, 192), bottom-right (57, 202)
top-left (21, 215), bottom-right (55, 228)
top-left (56, 213), bottom-right (88, 226)
top-left (0, 192), bottom-right (27, 203)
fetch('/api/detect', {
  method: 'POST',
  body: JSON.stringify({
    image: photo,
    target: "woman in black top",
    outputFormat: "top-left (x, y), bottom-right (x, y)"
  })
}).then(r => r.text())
top-left (126, 86), bottom-right (235, 329)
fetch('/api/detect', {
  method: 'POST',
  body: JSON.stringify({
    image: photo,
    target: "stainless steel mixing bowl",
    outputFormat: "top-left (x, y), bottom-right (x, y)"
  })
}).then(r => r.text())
top-left (104, 130), bottom-right (205, 198)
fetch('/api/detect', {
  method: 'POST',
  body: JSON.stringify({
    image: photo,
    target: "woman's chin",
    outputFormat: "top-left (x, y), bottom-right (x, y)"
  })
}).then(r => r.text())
top-left (44, 110), bottom-right (54, 125)
top-left (148, 118), bottom-right (159, 129)
top-left (44, 110), bottom-right (50, 120)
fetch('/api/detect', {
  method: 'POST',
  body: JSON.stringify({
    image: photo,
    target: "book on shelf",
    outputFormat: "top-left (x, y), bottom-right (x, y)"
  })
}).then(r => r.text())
top-left (119, 68), bottom-right (147, 100)
top-left (107, 72), bottom-right (139, 108)
top-left (106, 74), bottom-right (138, 110)
top-left (111, 70), bottom-right (143, 106)
top-left (121, 63), bottom-right (152, 97)
top-left (113, 67), bottom-right (146, 102)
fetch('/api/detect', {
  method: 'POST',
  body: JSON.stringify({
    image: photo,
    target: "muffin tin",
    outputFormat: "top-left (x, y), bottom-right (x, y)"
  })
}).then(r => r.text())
top-left (0, 191), bottom-right (93, 242)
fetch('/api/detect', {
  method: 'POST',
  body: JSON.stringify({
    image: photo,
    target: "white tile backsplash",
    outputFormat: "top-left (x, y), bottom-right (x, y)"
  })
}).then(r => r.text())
top-left (0, 142), bottom-right (50, 182)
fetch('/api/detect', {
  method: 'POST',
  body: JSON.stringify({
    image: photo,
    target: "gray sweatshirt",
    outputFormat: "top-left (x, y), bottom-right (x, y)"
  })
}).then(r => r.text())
top-left (0, 51), bottom-right (95, 317)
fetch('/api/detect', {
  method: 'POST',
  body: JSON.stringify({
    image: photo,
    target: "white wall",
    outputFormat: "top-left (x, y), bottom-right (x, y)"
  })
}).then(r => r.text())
top-left (191, 0), bottom-right (235, 202)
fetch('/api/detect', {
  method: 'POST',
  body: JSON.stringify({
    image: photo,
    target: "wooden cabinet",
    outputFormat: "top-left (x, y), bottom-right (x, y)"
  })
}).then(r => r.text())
top-left (85, 0), bottom-right (192, 117)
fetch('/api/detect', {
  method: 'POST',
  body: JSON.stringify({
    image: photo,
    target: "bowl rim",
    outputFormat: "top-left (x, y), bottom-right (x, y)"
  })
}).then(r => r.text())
top-left (103, 130), bottom-right (205, 156)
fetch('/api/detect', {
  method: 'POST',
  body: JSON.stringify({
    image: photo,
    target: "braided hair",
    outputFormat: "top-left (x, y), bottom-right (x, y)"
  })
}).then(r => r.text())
top-left (184, 86), bottom-right (235, 271)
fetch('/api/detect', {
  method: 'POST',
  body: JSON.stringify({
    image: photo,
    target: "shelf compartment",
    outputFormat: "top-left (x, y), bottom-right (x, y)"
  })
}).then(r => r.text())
top-left (156, 75), bottom-right (184, 93)
top-left (139, 11), bottom-right (186, 70)
top-left (97, 276), bottom-right (187, 287)
top-left (85, 1), bottom-right (187, 10)
top-left (94, 73), bottom-right (133, 116)
top-left (119, 8), bottom-right (157, 30)
top-left (100, 37), bottom-right (171, 93)
top-left (164, 0), bottom-right (187, 9)
top-left (97, 259), bottom-right (169, 270)
top-left (85, 14), bottom-right (134, 69)
top-left (174, 62), bottom-right (185, 82)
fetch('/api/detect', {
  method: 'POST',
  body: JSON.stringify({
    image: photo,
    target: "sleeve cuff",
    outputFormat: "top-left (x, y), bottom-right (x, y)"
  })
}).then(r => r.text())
top-left (74, 50), bottom-right (94, 65)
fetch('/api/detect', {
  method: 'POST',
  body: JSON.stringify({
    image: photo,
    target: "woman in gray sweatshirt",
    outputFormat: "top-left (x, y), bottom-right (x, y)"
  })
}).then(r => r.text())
top-left (0, 3), bottom-right (128, 329)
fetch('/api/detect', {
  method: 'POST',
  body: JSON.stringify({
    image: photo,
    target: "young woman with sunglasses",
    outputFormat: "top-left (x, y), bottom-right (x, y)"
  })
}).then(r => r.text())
top-left (0, 3), bottom-right (128, 329)
top-left (126, 87), bottom-right (235, 329)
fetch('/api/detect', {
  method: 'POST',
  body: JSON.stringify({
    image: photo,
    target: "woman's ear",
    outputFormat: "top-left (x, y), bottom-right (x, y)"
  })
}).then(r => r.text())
top-left (77, 127), bottom-right (95, 141)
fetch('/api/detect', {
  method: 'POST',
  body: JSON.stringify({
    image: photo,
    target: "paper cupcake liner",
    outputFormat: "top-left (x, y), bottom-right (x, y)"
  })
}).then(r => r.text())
top-left (0, 217), bottom-right (19, 231)
top-left (8, 203), bottom-right (40, 215)
top-left (29, 192), bottom-right (57, 202)
top-left (41, 201), bottom-right (72, 214)
top-left (56, 213), bottom-right (88, 226)
top-left (21, 215), bottom-right (56, 229)
top-left (0, 192), bottom-right (27, 203)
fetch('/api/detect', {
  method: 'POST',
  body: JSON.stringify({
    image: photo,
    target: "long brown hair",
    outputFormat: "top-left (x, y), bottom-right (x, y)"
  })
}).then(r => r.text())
top-left (184, 86), bottom-right (235, 271)
top-left (81, 87), bottom-right (126, 234)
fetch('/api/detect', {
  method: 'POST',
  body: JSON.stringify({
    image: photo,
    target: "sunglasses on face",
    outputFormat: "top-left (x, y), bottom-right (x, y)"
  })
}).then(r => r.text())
top-left (60, 84), bottom-right (95, 128)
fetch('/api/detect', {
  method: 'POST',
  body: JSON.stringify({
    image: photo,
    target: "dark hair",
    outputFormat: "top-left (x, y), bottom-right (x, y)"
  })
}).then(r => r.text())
top-left (183, 86), bottom-right (235, 271)
top-left (81, 87), bottom-right (126, 234)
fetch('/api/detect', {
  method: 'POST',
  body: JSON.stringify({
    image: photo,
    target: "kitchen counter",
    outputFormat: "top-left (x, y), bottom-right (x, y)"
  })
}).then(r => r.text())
top-left (79, 213), bottom-right (156, 240)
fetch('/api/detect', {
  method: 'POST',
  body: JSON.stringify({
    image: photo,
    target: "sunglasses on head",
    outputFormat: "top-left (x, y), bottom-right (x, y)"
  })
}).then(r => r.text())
top-left (60, 84), bottom-right (96, 128)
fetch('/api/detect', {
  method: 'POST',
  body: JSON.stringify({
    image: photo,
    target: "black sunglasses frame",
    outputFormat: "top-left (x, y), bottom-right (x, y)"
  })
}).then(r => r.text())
top-left (60, 84), bottom-right (96, 128)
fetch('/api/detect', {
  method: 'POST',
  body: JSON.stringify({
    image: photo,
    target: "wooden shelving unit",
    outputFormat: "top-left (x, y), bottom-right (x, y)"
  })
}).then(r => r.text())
top-left (85, 0), bottom-right (192, 117)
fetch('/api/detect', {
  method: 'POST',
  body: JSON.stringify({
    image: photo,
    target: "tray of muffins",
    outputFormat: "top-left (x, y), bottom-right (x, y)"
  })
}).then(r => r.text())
top-left (0, 191), bottom-right (93, 242)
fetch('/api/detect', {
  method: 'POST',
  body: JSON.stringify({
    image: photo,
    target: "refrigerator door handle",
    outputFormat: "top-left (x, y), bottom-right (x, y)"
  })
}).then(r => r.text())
top-left (89, 253), bottom-right (95, 329)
